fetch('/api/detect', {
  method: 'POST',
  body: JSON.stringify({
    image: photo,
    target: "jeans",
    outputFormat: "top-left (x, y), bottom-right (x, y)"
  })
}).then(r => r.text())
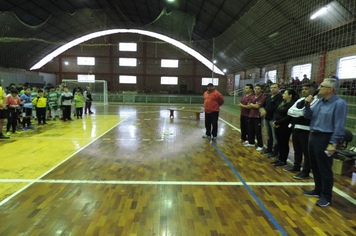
top-left (265, 119), bottom-right (278, 155)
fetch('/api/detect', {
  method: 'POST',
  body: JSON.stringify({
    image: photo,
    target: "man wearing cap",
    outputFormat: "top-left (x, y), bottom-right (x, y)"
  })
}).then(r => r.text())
top-left (202, 83), bottom-right (224, 140)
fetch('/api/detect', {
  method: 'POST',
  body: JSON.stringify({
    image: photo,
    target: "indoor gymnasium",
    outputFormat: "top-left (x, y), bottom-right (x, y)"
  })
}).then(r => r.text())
top-left (1, 0), bottom-right (356, 235)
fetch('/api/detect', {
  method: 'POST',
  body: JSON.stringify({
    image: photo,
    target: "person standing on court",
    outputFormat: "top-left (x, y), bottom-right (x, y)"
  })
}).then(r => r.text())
top-left (285, 83), bottom-right (319, 179)
top-left (259, 83), bottom-right (283, 158)
top-left (0, 84), bottom-right (9, 139)
top-left (202, 83), bottom-right (224, 140)
top-left (245, 85), bottom-right (266, 151)
top-left (270, 89), bottom-right (299, 167)
top-left (303, 78), bottom-right (347, 207)
top-left (237, 84), bottom-right (254, 144)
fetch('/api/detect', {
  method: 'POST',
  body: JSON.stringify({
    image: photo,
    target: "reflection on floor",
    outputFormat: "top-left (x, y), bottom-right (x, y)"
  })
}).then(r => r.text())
top-left (0, 104), bottom-right (355, 236)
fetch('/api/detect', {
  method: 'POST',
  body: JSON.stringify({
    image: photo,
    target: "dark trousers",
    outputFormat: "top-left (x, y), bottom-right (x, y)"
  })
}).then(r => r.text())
top-left (275, 124), bottom-right (292, 163)
top-left (22, 108), bottom-right (32, 127)
top-left (76, 107), bottom-right (83, 118)
top-left (85, 102), bottom-right (92, 113)
top-left (62, 105), bottom-right (71, 120)
top-left (292, 129), bottom-right (311, 173)
top-left (265, 119), bottom-right (278, 155)
top-left (205, 111), bottom-right (219, 137)
top-left (240, 115), bottom-right (249, 140)
top-left (36, 107), bottom-right (46, 124)
top-left (6, 108), bottom-right (18, 133)
top-left (308, 132), bottom-right (333, 201)
top-left (248, 117), bottom-right (263, 147)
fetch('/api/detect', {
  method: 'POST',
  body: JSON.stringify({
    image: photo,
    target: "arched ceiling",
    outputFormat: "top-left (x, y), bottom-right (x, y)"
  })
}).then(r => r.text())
top-left (0, 0), bottom-right (259, 71)
top-left (1, 0), bottom-right (356, 73)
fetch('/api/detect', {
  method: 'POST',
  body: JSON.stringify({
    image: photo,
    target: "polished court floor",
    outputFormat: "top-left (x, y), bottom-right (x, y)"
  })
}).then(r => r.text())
top-left (0, 104), bottom-right (356, 236)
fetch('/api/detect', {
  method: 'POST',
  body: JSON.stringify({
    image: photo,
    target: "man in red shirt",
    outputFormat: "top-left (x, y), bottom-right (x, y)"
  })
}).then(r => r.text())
top-left (238, 84), bottom-right (254, 143)
top-left (202, 83), bottom-right (224, 140)
top-left (245, 85), bottom-right (267, 151)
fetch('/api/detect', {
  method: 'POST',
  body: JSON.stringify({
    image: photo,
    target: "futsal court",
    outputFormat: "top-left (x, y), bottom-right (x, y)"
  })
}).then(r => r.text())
top-left (0, 104), bottom-right (356, 236)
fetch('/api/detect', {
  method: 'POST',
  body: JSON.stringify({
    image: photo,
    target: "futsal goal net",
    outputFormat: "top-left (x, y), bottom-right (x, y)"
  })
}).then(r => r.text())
top-left (62, 79), bottom-right (108, 106)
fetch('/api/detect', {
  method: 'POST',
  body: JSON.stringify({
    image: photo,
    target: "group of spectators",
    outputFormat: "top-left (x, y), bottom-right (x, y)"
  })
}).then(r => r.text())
top-left (237, 79), bottom-right (348, 207)
top-left (0, 82), bottom-right (94, 139)
top-left (201, 79), bottom-right (346, 206)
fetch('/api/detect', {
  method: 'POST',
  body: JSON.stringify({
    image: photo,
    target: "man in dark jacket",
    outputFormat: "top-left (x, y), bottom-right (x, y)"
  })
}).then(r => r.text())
top-left (259, 83), bottom-right (283, 158)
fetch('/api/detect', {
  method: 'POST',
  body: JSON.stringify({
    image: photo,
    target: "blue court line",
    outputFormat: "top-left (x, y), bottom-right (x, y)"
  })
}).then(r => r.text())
top-left (190, 113), bottom-right (288, 236)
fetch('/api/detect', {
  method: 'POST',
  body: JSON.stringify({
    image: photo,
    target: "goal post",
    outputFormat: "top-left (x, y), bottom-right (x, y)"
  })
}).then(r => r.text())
top-left (62, 79), bottom-right (108, 106)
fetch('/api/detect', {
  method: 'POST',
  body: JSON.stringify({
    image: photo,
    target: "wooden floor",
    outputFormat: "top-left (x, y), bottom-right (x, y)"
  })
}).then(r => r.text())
top-left (1, 104), bottom-right (356, 236)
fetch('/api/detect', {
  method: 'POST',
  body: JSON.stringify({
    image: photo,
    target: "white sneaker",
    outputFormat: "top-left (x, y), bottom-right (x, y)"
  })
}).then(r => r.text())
top-left (243, 141), bottom-right (249, 145)
top-left (256, 147), bottom-right (263, 151)
top-left (244, 144), bottom-right (255, 147)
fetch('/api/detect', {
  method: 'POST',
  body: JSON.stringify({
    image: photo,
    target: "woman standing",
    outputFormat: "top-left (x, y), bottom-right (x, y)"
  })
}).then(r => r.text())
top-left (271, 89), bottom-right (299, 167)
top-left (83, 87), bottom-right (93, 114)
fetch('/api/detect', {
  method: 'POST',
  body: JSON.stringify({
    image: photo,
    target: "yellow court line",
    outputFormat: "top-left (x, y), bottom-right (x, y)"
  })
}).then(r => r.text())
top-left (0, 116), bottom-right (130, 206)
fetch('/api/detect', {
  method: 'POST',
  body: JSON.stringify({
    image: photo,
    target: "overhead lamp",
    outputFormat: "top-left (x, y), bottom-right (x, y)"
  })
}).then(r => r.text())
top-left (64, 61), bottom-right (69, 65)
top-left (213, 60), bottom-right (217, 64)
top-left (269, 32), bottom-right (278, 38)
top-left (167, 0), bottom-right (174, 2)
top-left (223, 69), bottom-right (227, 73)
top-left (311, 7), bottom-right (327, 20)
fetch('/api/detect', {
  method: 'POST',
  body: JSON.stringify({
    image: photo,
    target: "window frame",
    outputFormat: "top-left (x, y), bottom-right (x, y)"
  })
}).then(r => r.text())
top-left (119, 42), bottom-right (137, 52)
top-left (119, 75), bottom-right (137, 84)
top-left (201, 78), bottom-right (219, 86)
top-left (160, 76), bottom-right (178, 85)
top-left (337, 55), bottom-right (356, 79)
top-left (161, 59), bottom-right (179, 68)
top-left (265, 70), bottom-right (277, 83)
top-left (119, 58), bottom-right (137, 67)
top-left (77, 57), bottom-right (95, 66)
top-left (291, 63), bottom-right (312, 81)
top-left (77, 74), bottom-right (95, 83)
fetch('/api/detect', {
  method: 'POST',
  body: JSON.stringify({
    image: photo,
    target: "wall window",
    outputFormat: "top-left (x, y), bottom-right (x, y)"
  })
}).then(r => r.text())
top-left (338, 55), bottom-right (356, 79)
top-left (291, 63), bottom-right (312, 80)
top-left (119, 42), bottom-right (137, 52)
top-left (161, 77), bottom-right (178, 85)
top-left (119, 58), bottom-right (137, 67)
top-left (119, 75), bottom-right (137, 84)
top-left (265, 70), bottom-right (277, 83)
top-left (161, 59), bottom-right (179, 68)
top-left (78, 74), bottom-right (95, 83)
top-left (202, 78), bottom-right (219, 86)
top-left (77, 57), bottom-right (95, 66)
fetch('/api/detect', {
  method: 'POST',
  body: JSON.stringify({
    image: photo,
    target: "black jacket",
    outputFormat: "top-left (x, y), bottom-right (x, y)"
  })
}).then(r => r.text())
top-left (273, 100), bottom-right (295, 126)
top-left (261, 93), bottom-right (283, 120)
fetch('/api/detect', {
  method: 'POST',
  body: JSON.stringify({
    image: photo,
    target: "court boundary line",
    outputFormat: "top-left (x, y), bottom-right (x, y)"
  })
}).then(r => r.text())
top-left (0, 179), bottom-right (316, 186)
top-left (0, 116), bottom-right (130, 207)
top-left (192, 113), bottom-right (288, 236)
top-left (219, 115), bottom-right (356, 206)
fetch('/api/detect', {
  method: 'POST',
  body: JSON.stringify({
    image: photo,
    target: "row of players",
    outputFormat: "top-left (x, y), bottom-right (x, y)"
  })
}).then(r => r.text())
top-left (4, 86), bottom-right (94, 136)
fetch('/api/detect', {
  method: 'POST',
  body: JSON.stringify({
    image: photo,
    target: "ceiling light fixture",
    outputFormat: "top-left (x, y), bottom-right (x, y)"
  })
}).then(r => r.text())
top-left (213, 60), bottom-right (217, 64)
top-left (311, 7), bottom-right (327, 20)
top-left (223, 69), bottom-right (227, 73)
top-left (64, 61), bottom-right (69, 65)
top-left (269, 32), bottom-right (278, 38)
